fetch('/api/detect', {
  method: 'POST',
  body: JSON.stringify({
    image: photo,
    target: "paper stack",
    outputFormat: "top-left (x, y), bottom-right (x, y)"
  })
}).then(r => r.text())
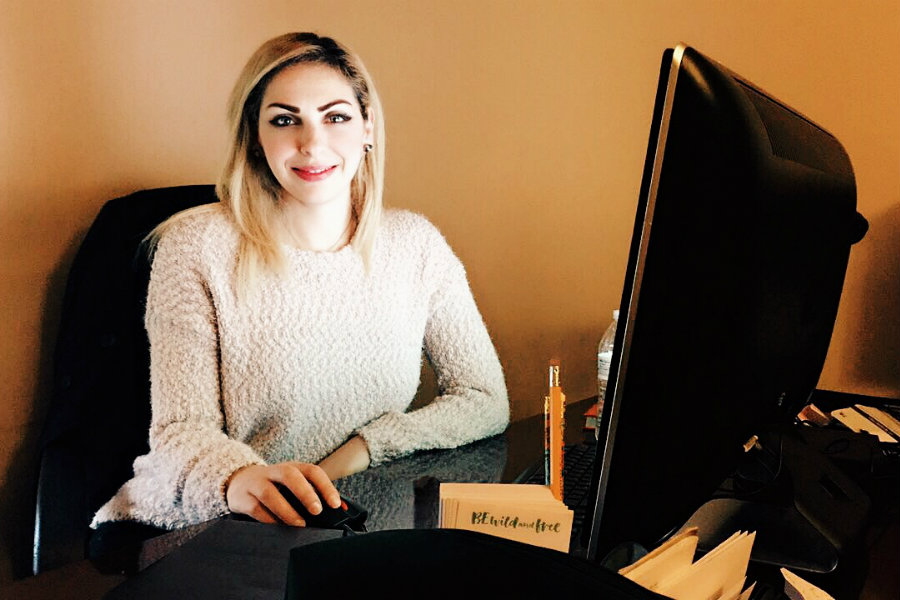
top-left (619, 527), bottom-right (756, 600)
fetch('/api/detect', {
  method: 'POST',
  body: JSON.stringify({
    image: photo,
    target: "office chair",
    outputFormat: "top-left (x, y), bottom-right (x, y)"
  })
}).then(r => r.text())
top-left (32, 185), bottom-right (217, 574)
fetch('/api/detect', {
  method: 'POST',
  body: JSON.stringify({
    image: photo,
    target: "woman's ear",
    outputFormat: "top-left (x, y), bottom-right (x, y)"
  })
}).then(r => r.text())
top-left (363, 112), bottom-right (375, 148)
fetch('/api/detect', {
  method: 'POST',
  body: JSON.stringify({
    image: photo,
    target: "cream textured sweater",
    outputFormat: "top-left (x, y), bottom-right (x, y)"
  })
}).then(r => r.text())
top-left (91, 206), bottom-right (509, 529)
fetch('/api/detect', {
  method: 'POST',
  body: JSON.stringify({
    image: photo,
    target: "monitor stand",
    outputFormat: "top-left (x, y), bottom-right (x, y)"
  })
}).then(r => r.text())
top-left (681, 425), bottom-right (871, 574)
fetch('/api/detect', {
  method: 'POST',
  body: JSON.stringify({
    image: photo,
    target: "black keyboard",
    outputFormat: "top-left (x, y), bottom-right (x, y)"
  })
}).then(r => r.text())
top-left (519, 443), bottom-right (598, 544)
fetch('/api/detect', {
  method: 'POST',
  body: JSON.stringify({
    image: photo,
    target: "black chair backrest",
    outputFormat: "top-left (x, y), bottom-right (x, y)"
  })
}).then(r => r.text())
top-left (33, 185), bottom-right (217, 574)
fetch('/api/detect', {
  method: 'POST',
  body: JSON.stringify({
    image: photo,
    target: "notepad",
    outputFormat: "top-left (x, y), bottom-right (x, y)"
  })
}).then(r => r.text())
top-left (439, 483), bottom-right (573, 552)
top-left (619, 528), bottom-right (756, 600)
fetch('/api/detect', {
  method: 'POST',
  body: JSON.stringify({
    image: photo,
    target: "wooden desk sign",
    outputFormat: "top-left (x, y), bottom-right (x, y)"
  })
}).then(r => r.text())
top-left (439, 483), bottom-right (573, 553)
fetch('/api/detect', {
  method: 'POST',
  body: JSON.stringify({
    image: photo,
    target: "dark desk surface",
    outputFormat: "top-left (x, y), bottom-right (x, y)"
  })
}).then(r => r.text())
top-left (3, 399), bottom-right (595, 600)
top-left (5, 397), bottom-right (897, 599)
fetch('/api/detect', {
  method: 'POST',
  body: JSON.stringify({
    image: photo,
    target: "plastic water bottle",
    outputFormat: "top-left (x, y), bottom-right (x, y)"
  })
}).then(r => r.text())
top-left (597, 310), bottom-right (619, 411)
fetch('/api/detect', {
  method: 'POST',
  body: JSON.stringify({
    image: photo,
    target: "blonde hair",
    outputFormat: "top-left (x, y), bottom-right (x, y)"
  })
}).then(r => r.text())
top-left (154, 33), bottom-right (385, 297)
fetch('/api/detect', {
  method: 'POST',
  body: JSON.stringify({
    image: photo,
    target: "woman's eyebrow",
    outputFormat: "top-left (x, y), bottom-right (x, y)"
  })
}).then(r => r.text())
top-left (264, 99), bottom-right (351, 113)
top-left (266, 102), bottom-right (299, 113)
top-left (317, 99), bottom-right (351, 111)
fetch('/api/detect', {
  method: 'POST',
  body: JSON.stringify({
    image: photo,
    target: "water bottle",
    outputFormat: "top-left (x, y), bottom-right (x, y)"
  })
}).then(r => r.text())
top-left (597, 309), bottom-right (619, 411)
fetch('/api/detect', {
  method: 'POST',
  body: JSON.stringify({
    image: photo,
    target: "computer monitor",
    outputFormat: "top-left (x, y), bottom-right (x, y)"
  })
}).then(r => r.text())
top-left (582, 44), bottom-right (867, 564)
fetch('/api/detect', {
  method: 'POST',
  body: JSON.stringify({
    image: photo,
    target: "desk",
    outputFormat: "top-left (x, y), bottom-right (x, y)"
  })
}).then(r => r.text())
top-left (4, 397), bottom-right (897, 599)
top-left (2, 399), bottom-right (593, 600)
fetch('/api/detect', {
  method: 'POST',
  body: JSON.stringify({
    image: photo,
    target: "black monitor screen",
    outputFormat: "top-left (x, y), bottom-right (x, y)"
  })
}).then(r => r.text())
top-left (583, 45), bottom-right (865, 562)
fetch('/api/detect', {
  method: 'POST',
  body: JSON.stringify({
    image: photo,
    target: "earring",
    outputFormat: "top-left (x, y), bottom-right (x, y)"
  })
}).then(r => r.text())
top-left (364, 143), bottom-right (374, 153)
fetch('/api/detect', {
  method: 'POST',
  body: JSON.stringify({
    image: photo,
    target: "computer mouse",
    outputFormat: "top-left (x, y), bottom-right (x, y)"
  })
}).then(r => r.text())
top-left (273, 483), bottom-right (368, 532)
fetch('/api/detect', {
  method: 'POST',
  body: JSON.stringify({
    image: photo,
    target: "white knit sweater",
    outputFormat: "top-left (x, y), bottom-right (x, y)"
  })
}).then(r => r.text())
top-left (91, 206), bottom-right (509, 529)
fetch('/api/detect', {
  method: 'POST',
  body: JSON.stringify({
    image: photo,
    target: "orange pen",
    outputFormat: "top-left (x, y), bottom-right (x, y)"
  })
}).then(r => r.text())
top-left (548, 360), bottom-right (566, 502)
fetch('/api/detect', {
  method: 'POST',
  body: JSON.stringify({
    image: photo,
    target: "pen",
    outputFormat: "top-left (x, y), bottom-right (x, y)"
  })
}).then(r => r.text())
top-left (543, 395), bottom-right (551, 486)
top-left (548, 360), bottom-right (566, 502)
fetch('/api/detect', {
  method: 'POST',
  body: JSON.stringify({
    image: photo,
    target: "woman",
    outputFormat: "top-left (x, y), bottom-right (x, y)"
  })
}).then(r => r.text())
top-left (91, 32), bottom-right (508, 532)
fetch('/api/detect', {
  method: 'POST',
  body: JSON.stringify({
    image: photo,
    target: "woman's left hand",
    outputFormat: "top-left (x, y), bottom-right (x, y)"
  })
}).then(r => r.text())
top-left (318, 435), bottom-right (371, 480)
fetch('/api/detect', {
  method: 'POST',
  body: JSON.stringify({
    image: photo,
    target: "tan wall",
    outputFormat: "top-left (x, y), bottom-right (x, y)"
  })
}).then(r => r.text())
top-left (1, 0), bottom-right (897, 582)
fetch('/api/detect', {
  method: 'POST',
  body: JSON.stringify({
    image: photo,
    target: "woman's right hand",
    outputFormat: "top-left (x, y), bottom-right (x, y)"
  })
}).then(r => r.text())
top-left (225, 462), bottom-right (341, 526)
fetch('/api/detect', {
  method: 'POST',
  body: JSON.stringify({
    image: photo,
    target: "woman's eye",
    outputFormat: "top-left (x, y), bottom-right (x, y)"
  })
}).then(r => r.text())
top-left (270, 115), bottom-right (295, 127)
top-left (327, 113), bottom-right (351, 124)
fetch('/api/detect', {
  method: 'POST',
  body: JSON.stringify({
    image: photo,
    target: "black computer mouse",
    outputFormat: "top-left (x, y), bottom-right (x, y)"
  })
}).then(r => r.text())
top-left (273, 483), bottom-right (368, 532)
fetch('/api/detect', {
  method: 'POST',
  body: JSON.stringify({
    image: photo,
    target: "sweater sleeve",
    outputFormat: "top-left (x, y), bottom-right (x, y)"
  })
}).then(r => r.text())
top-left (359, 227), bottom-right (509, 465)
top-left (92, 216), bottom-right (264, 528)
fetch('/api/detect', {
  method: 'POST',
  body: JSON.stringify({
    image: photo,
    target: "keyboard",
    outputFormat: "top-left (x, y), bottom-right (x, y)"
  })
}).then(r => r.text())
top-left (518, 442), bottom-right (598, 545)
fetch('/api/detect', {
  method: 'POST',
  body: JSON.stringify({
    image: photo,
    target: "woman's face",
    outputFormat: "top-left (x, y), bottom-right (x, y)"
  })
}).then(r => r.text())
top-left (257, 63), bottom-right (373, 209)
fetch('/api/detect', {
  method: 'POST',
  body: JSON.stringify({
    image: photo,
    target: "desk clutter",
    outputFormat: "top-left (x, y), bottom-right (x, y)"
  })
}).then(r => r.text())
top-left (619, 527), bottom-right (756, 600)
top-left (827, 404), bottom-right (900, 443)
top-left (796, 395), bottom-right (900, 479)
top-left (619, 527), bottom-right (834, 600)
top-left (436, 361), bottom-right (574, 554)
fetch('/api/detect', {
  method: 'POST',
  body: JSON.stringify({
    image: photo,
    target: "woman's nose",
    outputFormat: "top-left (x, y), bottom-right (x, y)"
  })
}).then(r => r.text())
top-left (297, 124), bottom-right (324, 154)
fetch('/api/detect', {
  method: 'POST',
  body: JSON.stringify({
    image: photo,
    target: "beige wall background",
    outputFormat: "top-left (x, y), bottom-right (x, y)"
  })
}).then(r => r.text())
top-left (1, 0), bottom-right (897, 582)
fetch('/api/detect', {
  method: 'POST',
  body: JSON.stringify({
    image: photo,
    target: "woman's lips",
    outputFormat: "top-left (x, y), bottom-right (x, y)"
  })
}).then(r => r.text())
top-left (292, 165), bottom-right (337, 182)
